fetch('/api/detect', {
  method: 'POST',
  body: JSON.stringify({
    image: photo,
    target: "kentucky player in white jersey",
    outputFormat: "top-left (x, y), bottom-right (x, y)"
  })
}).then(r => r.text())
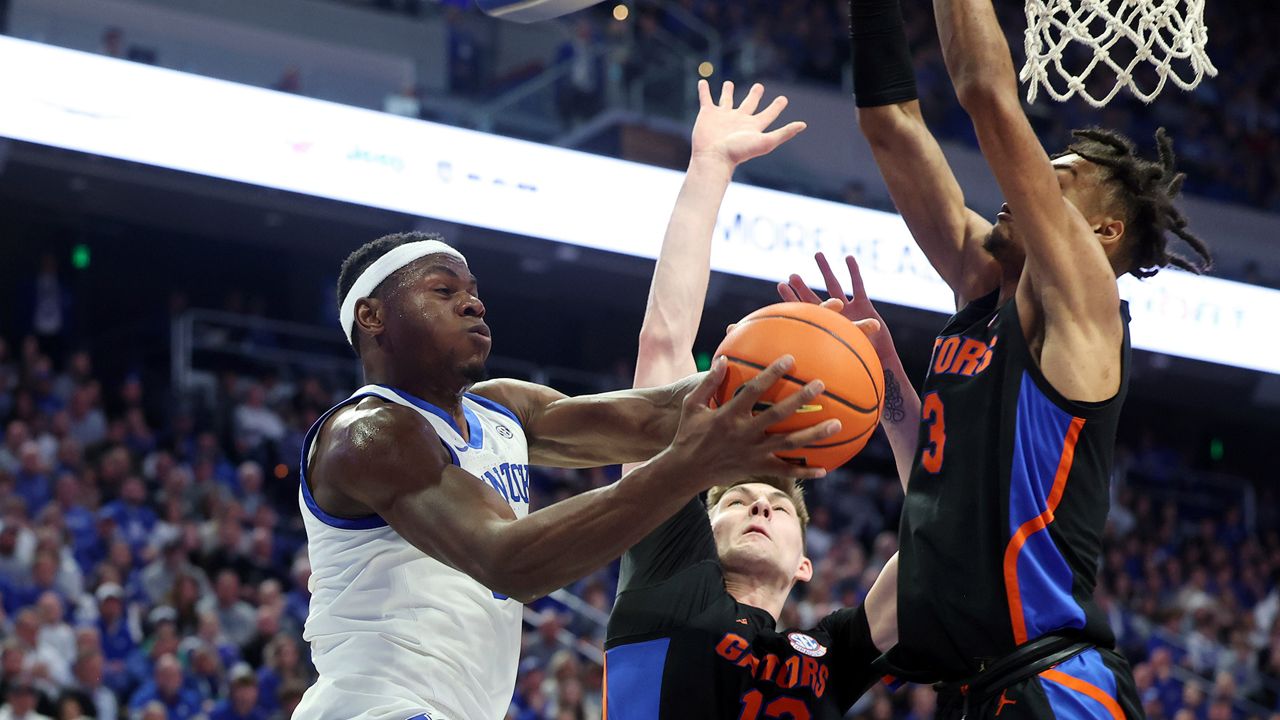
top-left (295, 224), bottom-right (841, 719)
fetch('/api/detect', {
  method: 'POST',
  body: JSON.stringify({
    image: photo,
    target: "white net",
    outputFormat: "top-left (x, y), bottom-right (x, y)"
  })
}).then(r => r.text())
top-left (1020, 0), bottom-right (1218, 107)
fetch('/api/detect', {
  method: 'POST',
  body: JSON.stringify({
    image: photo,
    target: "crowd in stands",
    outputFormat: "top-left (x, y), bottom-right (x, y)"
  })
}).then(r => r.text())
top-left (529, 0), bottom-right (1280, 213)
top-left (0, 249), bottom-right (1277, 720)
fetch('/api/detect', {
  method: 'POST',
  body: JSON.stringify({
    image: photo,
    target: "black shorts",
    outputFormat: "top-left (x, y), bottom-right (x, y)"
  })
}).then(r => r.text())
top-left (935, 648), bottom-right (1142, 720)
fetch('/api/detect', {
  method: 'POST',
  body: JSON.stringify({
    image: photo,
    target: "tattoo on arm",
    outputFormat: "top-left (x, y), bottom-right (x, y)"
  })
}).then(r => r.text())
top-left (883, 371), bottom-right (907, 424)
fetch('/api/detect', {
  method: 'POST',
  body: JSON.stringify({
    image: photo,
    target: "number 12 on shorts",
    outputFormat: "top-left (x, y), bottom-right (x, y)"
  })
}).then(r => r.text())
top-left (738, 690), bottom-right (810, 720)
top-left (921, 392), bottom-right (946, 474)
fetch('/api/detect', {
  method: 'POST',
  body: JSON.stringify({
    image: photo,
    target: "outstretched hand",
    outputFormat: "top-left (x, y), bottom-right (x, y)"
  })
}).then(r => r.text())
top-left (778, 252), bottom-right (893, 357)
top-left (668, 355), bottom-right (839, 486)
top-left (691, 80), bottom-right (807, 168)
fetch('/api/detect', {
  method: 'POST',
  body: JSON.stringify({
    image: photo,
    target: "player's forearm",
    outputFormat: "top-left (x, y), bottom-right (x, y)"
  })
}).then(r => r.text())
top-left (875, 342), bottom-right (920, 489)
top-left (933, 0), bottom-right (1020, 110)
top-left (485, 449), bottom-right (703, 601)
top-left (530, 375), bottom-right (700, 467)
top-left (864, 552), bottom-right (899, 651)
top-left (638, 157), bottom-right (733, 358)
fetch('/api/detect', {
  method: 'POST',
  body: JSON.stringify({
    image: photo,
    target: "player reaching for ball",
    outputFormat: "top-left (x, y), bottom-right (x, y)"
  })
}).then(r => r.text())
top-left (295, 193), bottom-right (840, 718)
top-left (602, 80), bottom-right (919, 719)
top-left (847, 0), bottom-right (1213, 716)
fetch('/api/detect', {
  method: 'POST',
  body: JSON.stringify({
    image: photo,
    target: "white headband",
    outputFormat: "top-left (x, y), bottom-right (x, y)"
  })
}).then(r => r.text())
top-left (340, 240), bottom-right (467, 347)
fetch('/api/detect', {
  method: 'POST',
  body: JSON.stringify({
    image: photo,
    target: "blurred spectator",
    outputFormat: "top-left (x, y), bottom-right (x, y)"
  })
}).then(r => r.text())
top-left (127, 653), bottom-right (201, 720)
top-left (555, 18), bottom-right (604, 127)
top-left (233, 387), bottom-right (285, 457)
top-left (198, 571), bottom-right (256, 649)
top-left (207, 663), bottom-right (266, 720)
top-left (0, 675), bottom-right (52, 720)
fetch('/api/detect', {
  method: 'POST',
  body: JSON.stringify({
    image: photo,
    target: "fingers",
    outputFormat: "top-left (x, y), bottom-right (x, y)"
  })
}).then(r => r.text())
top-left (697, 78), bottom-right (713, 108)
top-left (757, 94), bottom-right (789, 127)
top-left (739, 82), bottom-right (764, 115)
top-left (787, 275), bottom-right (823, 305)
top-left (683, 356), bottom-right (726, 410)
top-left (718, 80), bottom-right (735, 109)
top-left (777, 282), bottom-right (800, 303)
top-left (723, 354), bottom-right (794, 413)
top-left (819, 298), bottom-right (846, 313)
top-left (771, 418), bottom-right (842, 451)
top-left (725, 322), bottom-right (739, 335)
top-left (853, 318), bottom-right (882, 337)
top-left (845, 255), bottom-right (869, 299)
top-left (752, 378), bottom-right (825, 429)
top-left (761, 121), bottom-right (806, 149)
top-left (814, 252), bottom-right (847, 304)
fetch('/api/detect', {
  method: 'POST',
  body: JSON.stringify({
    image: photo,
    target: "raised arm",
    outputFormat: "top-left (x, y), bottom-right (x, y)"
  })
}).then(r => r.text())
top-left (780, 254), bottom-right (920, 490)
top-left (932, 0), bottom-right (1123, 400)
top-left (849, 0), bottom-right (999, 308)
top-left (475, 80), bottom-right (807, 471)
top-left (311, 360), bottom-right (838, 603)
top-left (625, 79), bottom-right (806, 472)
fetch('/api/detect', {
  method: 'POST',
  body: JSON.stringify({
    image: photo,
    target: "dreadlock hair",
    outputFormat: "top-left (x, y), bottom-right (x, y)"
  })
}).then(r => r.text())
top-left (1060, 127), bottom-right (1212, 279)
top-left (336, 231), bottom-right (448, 355)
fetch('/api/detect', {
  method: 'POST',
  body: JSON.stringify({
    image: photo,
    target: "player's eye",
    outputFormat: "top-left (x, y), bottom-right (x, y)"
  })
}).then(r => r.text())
top-left (727, 500), bottom-right (743, 507)
top-left (774, 505), bottom-right (790, 514)
top-left (435, 287), bottom-right (453, 296)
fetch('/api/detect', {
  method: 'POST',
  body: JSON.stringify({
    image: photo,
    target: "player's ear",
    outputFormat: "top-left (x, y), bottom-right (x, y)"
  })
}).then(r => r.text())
top-left (355, 297), bottom-right (387, 341)
top-left (794, 556), bottom-right (813, 584)
top-left (1095, 218), bottom-right (1125, 247)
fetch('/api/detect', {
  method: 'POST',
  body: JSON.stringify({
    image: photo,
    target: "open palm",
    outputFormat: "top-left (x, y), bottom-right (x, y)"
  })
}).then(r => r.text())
top-left (691, 80), bottom-right (807, 167)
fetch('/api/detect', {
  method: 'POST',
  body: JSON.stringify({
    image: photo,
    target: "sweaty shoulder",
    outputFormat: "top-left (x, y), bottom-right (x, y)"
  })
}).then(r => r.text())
top-left (309, 398), bottom-right (450, 517)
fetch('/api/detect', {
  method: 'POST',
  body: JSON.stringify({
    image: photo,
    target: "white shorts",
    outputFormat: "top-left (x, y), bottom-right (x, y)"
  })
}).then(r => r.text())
top-left (294, 675), bottom-right (456, 720)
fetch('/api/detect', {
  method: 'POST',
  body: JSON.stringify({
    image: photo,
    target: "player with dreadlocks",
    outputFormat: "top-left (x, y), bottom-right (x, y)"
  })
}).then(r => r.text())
top-left (844, 0), bottom-right (1212, 716)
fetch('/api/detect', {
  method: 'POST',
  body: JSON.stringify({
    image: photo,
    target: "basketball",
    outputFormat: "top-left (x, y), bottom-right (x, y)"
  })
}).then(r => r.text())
top-left (714, 303), bottom-right (884, 471)
top-left (476, 0), bottom-right (609, 22)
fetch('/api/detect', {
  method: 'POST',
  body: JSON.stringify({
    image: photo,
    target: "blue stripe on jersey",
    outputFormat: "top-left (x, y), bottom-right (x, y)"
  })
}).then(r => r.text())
top-left (1009, 372), bottom-right (1085, 639)
top-left (300, 393), bottom-right (389, 530)
top-left (605, 638), bottom-right (670, 720)
top-left (379, 385), bottom-right (485, 450)
top-left (1040, 649), bottom-right (1121, 720)
top-left (464, 392), bottom-right (523, 428)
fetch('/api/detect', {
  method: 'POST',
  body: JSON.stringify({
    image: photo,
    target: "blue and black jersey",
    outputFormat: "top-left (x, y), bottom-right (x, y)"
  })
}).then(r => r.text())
top-left (893, 290), bottom-right (1131, 682)
top-left (603, 498), bottom-right (882, 719)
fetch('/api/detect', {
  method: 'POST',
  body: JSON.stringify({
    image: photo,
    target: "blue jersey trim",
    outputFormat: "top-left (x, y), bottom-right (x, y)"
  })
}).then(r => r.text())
top-left (379, 385), bottom-right (484, 450)
top-left (1040, 649), bottom-right (1121, 720)
top-left (605, 638), bottom-right (670, 720)
top-left (464, 392), bottom-right (523, 428)
top-left (1008, 372), bottom-right (1086, 640)
top-left (299, 392), bottom-right (390, 531)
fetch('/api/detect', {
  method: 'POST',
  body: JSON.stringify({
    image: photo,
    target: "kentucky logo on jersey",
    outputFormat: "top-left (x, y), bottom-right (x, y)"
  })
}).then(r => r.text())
top-left (479, 462), bottom-right (531, 507)
top-left (787, 632), bottom-right (828, 658)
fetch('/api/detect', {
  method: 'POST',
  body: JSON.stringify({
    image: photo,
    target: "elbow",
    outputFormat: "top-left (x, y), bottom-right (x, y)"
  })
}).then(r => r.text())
top-left (953, 78), bottom-right (1019, 118)
top-left (470, 538), bottom-right (554, 603)
top-left (636, 327), bottom-right (684, 358)
top-left (856, 104), bottom-right (918, 150)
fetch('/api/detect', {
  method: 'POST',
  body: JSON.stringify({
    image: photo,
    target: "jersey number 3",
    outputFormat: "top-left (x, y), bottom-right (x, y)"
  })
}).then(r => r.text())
top-left (739, 690), bottom-right (810, 720)
top-left (921, 392), bottom-right (946, 474)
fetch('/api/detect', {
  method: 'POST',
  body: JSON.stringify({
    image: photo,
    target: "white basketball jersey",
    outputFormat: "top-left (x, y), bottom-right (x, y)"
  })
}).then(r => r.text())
top-left (295, 384), bottom-right (531, 720)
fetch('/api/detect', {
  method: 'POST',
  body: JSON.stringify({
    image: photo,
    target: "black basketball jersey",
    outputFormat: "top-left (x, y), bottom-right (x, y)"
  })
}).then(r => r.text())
top-left (892, 290), bottom-right (1131, 680)
top-left (603, 499), bottom-right (882, 719)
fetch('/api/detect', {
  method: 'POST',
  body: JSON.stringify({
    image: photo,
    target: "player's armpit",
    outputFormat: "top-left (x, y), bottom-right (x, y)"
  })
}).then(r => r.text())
top-left (471, 376), bottom-right (699, 468)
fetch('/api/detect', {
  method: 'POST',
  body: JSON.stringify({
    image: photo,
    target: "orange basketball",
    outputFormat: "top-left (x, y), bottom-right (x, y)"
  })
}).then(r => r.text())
top-left (713, 302), bottom-right (884, 471)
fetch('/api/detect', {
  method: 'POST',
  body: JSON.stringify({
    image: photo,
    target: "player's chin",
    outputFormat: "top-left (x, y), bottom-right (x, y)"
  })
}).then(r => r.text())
top-left (461, 360), bottom-right (488, 384)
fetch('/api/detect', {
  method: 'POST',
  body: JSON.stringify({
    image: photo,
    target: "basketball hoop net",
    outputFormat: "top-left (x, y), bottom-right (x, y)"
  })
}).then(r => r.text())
top-left (1020, 0), bottom-right (1218, 107)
